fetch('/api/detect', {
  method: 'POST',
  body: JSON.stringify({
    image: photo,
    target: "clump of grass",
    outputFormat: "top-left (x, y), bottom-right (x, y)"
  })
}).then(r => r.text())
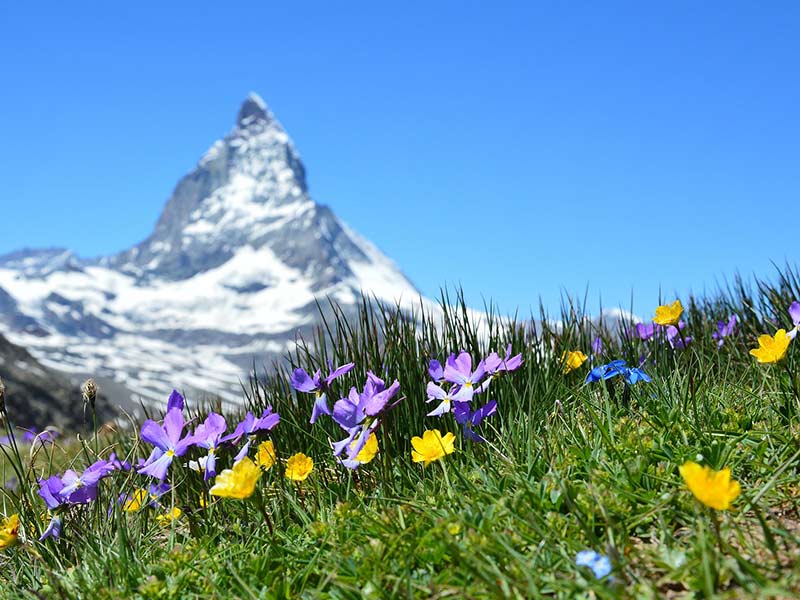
top-left (1, 265), bottom-right (800, 598)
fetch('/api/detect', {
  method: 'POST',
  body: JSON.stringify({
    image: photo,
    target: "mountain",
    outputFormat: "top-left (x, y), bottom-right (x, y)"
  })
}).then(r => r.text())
top-left (0, 93), bottom-right (424, 408)
top-left (0, 331), bottom-right (114, 430)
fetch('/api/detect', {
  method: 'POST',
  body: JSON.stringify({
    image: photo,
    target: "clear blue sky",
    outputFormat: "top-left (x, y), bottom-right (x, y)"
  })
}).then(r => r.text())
top-left (1, 1), bottom-right (798, 317)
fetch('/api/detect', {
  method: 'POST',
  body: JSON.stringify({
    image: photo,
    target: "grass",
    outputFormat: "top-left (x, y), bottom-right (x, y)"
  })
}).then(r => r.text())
top-left (2, 266), bottom-right (800, 598)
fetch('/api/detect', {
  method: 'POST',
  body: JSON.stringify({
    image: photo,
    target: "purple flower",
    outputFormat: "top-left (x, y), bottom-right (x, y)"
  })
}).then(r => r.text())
top-left (444, 352), bottom-right (486, 402)
top-left (425, 382), bottom-right (456, 417)
top-left (712, 315), bottom-right (737, 348)
top-left (138, 408), bottom-right (198, 480)
top-left (788, 302), bottom-right (800, 340)
top-left (192, 412), bottom-right (227, 480)
top-left (633, 322), bottom-right (658, 341)
top-left (591, 336), bottom-right (604, 355)
top-left (331, 373), bottom-right (400, 468)
top-left (222, 407), bottom-right (280, 462)
top-left (38, 476), bottom-right (66, 510)
top-left (166, 389), bottom-right (185, 412)
top-left (58, 457), bottom-right (117, 503)
top-left (428, 359), bottom-right (444, 383)
top-left (453, 400), bottom-right (497, 443)
top-left (291, 361), bottom-right (355, 424)
top-left (483, 345), bottom-right (523, 375)
top-left (39, 516), bottom-right (62, 542)
top-left (665, 321), bottom-right (692, 349)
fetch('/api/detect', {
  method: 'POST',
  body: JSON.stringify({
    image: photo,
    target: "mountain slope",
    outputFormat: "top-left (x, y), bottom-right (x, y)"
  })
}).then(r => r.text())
top-left (0, 93), bottom-right (424, 407)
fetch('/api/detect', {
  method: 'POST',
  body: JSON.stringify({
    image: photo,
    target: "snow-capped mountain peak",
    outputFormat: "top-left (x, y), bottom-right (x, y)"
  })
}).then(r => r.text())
top-left (0, 93), bottom-right (421, 407)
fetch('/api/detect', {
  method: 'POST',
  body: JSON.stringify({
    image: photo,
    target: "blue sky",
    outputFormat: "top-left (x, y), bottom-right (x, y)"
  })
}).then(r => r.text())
top-left (1, 1), bottom-right (798, 317)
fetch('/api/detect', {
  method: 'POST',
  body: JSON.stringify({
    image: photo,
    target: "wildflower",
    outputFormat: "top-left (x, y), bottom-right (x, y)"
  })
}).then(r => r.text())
top-left (425, 382), bottom-right (456, 417)
top-left (352, 433), bottom-right (378, 464)
top-left (210, 457), bottom-right (262, 499)
top-left (654, 300), bottom-right (683, 326)
top-left (483, 344), bottom-right (523, 375)
top-left (38, 476), bottom-right (65, 510)
top-left (291, 361), bottom-right (355, 424)
top-left (39, 515), bottom-right (62, 541)
top-left (0, 514), bottom-right (19, 549)
top-left (166, 389), bottom-right (185, 412)
top-left (665, 321), bottom-right (692, 348)
top-left (562, 350), bottom-right (587, 374)
top-left (585, 360), bottom-right (627, 383)
top-left (749, 329), bottom-right (791, 364)
top-left (623, 367), bottom-right (651, 384)
top-left (443, 352), bottom-right (486, 402)
top-left (453, 400), bottom-right (497, 443)
top-left (192, 412), bottom-right (227, 480)
top-left (256, 440), bottom-right (277, 470)
top-left (138, 407), bottom-right (198, 480)
top-left (122, 488), bottom-right (148, 512)
top-left (331, 372), bottom-right (400, 467)
top-left (286, 453), bottom-right (314, 481)
top-left (787, 302), bottom-right (800, 340)
top-left (156, 507), bottom-right (182, 525)
top-left (411, 429), bottom-right (456, 466)
top-left (679, 461), bottom-right (741, 510)
top-left (575, 550), bottom-right (612, 579)
top-left (591, 336), bottom-right (604, 355)
top-left (222, 407), bottom-right (280, 462)
top-left (633, 322), bottom-right (658, 341)
top-left (712, 315), bottom-right (737, 348)
top-left (428, 359), bottom-right (444, 383)
top-left (58, 457), bottom-right (118, 503)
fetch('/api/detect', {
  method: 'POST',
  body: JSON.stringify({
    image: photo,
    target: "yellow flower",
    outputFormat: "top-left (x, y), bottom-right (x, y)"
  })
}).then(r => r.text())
top-left (653, 300), bottom-right (684, 326)
top-left (411, 429), bottom-right (456, 466)
top-left (256, 440), bottom-right (277, 471)
top-left (350, 433), bottom-right (379, 465)
top-left (123, 488), bottom-right (148, 512)
top-left (561, 350), bottom-right (588, 374)
top-left (679, 461), bottom-right (741, 510)
top-left (156, 506), bottom-right (182, 525)
top-left (749, 329), bottom-right (791, 364)
top-left (210, 457), bottom-right (262, 499)
top-left (0, 514), bottom-right (19, 549)
top-left (286, 453), bottom-right (314, 481)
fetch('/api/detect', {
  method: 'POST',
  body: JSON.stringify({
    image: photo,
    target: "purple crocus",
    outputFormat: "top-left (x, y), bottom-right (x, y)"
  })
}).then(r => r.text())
top-left (453, 400), bottom-right (497, 443)
top-left (712, 315), bottom-right (738, 348)
top-left (591, 336), bottom-right (604, 355)
top-left (192, 412), bottom-right (227, 480)
top-left (332, 372), bottom-right (400, 468)
top-left (444, 352), bottom-right (486, 402)
top-left (58, 457), bottom-right (117, 503)
top-left (138, 408), bottom-right (198, 480)
top-left (787, 302), bottom-right (800, 340)
top-left (291, 361), bottom-right (355, 424)
top-left (222, 407), bottom-right (280, 462)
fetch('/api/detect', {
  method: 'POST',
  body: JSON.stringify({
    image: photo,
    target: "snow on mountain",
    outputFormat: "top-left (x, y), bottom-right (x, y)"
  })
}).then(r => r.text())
top-left (0, 93), bottom-right (426, 407)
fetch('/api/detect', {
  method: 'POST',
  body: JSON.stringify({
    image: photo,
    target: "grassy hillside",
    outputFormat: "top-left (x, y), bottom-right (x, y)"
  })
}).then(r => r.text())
top-left (2, 267), bottom-right (800, 599)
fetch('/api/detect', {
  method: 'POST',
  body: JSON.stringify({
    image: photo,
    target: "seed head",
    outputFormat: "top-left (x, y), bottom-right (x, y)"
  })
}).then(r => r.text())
top-left (81, 378), bottom-right (98, 409)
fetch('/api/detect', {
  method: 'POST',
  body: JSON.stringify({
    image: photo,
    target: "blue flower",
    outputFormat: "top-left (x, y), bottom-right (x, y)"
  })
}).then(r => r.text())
top-left (575, 550), bottom-right (612, 579)
top-left (585, 360), bottom-right (651, 385)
